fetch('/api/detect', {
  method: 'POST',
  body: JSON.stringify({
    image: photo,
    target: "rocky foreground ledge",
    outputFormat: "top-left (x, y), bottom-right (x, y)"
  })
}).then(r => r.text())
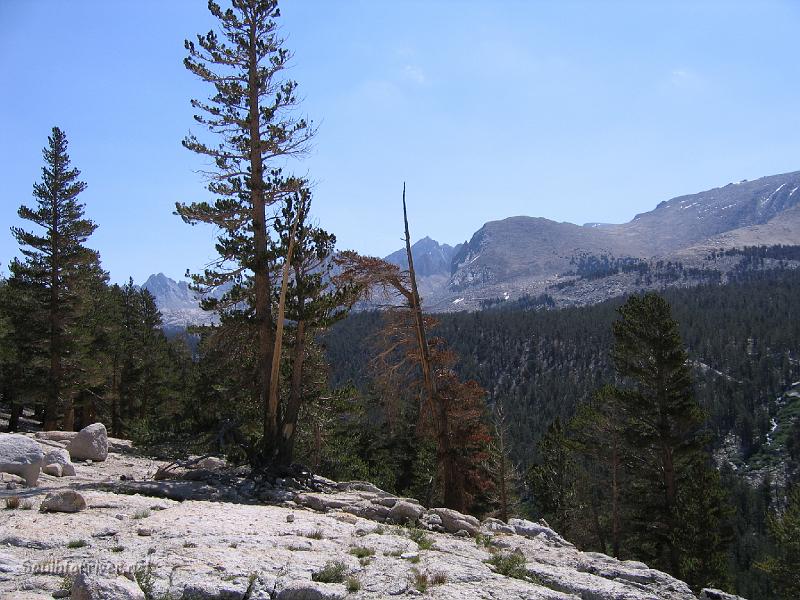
top-left (0, 432), bottom-right (744, 600)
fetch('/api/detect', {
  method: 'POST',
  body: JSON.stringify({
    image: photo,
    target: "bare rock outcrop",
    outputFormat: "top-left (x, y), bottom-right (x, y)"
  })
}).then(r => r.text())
top-left (71, 573), bottom-right (145, 600)
top-left (277, 580), bottom-right (346, 600)
top-left (0, 437), bottom-right (744, 600)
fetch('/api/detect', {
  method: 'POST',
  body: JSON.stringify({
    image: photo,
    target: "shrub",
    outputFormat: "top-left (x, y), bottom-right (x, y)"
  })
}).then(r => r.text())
top-left (410, 567), bottom-right (428, 593)
top-left (345, 576), bottom-right (361, 592)
top-left (312, 561), bottom-right (347, 584)
top-left (349, 546), bottom-right (375, 559)
top-left (134, 563), bottom-right (157, 599)
top-left (430, 571), bottom-right (448, 585)
top-left (67, 539), bottom-right (87, 549)
top-left (485, 551), bottom-right (530, 580)
top-left (406, 527), bottom-right (433, 550)
top-left (4, 496), bottom-right (20, 510)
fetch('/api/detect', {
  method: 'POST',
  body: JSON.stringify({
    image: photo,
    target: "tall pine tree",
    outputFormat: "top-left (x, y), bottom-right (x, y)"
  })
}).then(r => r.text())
top-left (611, 293), bottom-right (730, 587)
top-left (176, 0), bottom-right (314, 465)
top-left (10, 126), bottom-right (104, 430)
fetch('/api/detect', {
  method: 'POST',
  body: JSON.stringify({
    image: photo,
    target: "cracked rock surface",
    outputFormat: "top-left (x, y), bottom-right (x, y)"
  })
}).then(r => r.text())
top-left (0, 436), bottom-right (730, 600)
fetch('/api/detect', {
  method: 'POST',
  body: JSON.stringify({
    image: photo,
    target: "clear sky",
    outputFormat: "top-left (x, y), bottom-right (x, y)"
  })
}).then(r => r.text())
top-left (2, 0), bottom-right (799, 284)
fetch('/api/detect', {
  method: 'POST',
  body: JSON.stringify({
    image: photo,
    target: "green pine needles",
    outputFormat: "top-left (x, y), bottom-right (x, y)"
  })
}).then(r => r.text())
top-left (10, 126), bottom-right (106, 431)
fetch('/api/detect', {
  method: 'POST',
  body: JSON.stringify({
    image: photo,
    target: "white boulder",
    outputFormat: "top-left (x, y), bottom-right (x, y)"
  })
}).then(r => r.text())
top-left (0, 433), bottom-right (44, 486)
top-left (68, 423), bottom-right (108, 462)
top-left (509, 518), bottom-right (572, 546)
top-left (42, 446), bottom-right (76, 476)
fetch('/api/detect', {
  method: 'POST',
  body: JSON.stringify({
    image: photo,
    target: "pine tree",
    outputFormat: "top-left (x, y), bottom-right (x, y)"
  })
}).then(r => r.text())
top-left (0, 280), bottom-right (25, 431)
top-left (611, 293), bottom-right (729, 584)
top-left (176, 0), bottom-right (314, 465)
top-left (529, 418), bottom-right (577, 535)
top-left (487, 400), bottom-right (522, 522)
top-left (569, 384), bottom-right (627, 556)
top-left (10, 126), bottom-right (104, 430)
top-left (757, 486), bottom-right (800, 599)
top-left (102, 280), bottom-right (176, 437)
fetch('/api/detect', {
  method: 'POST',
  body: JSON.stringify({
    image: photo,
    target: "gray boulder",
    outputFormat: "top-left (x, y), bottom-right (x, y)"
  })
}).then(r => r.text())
top-left (481, 517), bottom-right (516, 535)
top-left (71, 573), bottom-right (145, 600)
top-left (0, 433), bottom-right (44, 486)
top-left (43, 446), bottom-right (77, 476)
top-left (509, 518), bottom-right (572, 546)
top-left (342, 500), bottom-right (391, 522)
top-left (40, 489), bottom-right (87, 513)
top-left (43, 463), bottom-right (63, 477)
top-left (181, 580), bottom-right (253, 599)
top-left (388, 500), bottom-right (424, 522)
top-left (69, 423), bottom-right (108, 462)
top-left (428, 507), bottom-right (480, 535)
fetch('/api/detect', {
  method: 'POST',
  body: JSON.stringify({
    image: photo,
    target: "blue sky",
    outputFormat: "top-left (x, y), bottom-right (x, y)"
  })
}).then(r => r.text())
top-left (2, 0), bottom-right (799, 283)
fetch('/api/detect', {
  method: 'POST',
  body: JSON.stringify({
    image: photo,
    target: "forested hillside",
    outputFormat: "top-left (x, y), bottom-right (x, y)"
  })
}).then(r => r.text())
top-left (328, 269), bottom-right (800, 467)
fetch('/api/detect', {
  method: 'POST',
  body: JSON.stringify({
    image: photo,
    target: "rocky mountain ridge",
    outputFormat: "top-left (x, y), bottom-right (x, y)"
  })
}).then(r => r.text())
top-left (142, 170), bottom-right (800, 322)
top-left (434, 170), bottom-right (800, 310)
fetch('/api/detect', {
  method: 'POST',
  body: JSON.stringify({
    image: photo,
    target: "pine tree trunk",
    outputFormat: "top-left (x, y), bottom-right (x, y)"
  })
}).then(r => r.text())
top-left (277, 320), bottom-right (306, 466)
top-left (86, 399), bottom-right (96, 425)
top-left (663, 442), bottom-right (680, 576)
top-left (246, 19), bottom-right (277, 461)
top-left (268, 208), bottom-right (301, 466)
top-left (6, 386), bottom-right (21, 432)
top-left (499, 444), bottom-right (508, 522)
top-left (111, 353), bottom-right (120, 437)
top-left (62, 403), bottom-right (75, 431)
top-left (45, 269), bottom-right (61, 431)
top-left (611, 443), bottom-right (621, 558)
top-left (590, 497), bottom-right (607, 555)
top-left (402, 188), bottom-right (461, 510)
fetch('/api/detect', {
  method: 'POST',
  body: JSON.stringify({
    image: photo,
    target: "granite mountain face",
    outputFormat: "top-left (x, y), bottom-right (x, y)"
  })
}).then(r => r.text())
top-left (143, 170), bottom-right (800, 322)
top-left (430, 170), bottom-right (800, 310)
top-left (141, 273), bottom-right (215, 327)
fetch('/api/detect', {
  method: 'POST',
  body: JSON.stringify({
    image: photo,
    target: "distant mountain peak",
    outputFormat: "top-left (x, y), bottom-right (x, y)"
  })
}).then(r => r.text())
top-left (141, 273), bottom-right (213, 327)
